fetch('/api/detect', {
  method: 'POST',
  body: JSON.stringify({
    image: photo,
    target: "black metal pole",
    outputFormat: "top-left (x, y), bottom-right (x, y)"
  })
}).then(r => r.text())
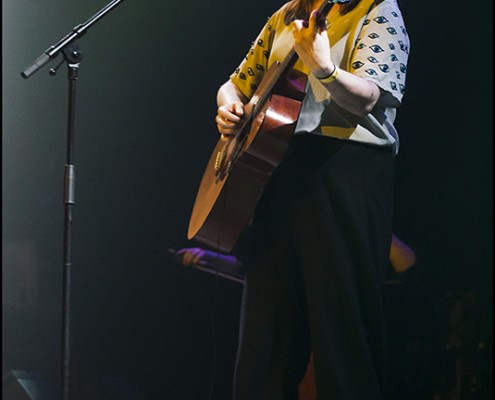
top-left (19, 2), bottom-right (126, 399)
top-left (60, 43), bottom-right (80, 400)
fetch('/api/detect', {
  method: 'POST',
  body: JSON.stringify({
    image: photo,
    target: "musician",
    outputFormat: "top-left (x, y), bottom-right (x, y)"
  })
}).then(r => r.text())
top-left (214, 0), bottom-right (409, 399)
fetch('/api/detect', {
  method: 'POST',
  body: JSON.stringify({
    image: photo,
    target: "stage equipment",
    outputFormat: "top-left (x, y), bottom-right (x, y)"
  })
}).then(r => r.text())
top-left (20, 2), bottom-right (126, 399)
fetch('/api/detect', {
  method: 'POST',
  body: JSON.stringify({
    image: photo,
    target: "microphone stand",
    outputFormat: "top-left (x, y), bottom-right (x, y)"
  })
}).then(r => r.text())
top-left (20, 1), bottom-right (125, 399)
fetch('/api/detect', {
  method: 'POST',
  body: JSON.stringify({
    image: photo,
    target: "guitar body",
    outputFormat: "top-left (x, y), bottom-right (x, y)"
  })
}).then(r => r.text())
top-left (188, 92), bottom-right (303, 253)
top-left (188, 0), bottom-right (348, 253)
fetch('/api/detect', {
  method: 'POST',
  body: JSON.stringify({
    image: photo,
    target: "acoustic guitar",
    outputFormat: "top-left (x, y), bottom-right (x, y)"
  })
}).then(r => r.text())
top-left (188, 0), bottom-right (348, 253)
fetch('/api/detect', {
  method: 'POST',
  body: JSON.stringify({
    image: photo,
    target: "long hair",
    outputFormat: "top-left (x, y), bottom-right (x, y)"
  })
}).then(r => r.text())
top-left (284, 0), bottom-right (363, 25)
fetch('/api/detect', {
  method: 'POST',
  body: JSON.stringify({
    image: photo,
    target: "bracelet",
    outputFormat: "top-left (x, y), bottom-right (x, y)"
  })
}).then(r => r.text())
top-left (318, 64), bottom-right (340, 83)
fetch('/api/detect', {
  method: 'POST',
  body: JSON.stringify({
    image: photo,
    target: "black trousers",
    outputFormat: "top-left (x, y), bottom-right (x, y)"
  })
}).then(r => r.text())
top-left (233, 134), bottom-right (394, 400)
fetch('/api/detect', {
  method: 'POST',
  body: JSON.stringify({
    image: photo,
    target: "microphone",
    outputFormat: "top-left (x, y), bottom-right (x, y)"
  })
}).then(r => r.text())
top-left (21, 53), bottom-right (52, 79)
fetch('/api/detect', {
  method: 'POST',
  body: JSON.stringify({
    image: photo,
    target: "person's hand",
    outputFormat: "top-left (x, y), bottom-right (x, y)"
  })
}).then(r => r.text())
top-left (176, 247), bottom-right (207, 266)
top-left (215, 101), bottom-right (244, 140)
top-left (176, 248), bottom-right (240, 269)
top-left (292, 10), bottom-right (334, 79)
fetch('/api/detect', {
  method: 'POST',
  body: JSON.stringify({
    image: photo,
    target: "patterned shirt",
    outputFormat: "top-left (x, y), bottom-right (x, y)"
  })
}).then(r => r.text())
top-left (230, 0), bottom-right (410, 156)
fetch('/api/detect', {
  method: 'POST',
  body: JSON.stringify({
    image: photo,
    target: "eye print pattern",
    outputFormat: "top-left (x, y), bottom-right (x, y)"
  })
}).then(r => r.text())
top-left (233, 4), bottom-right (409, 100)
top-left (352, 6), bottom-right (409, 97)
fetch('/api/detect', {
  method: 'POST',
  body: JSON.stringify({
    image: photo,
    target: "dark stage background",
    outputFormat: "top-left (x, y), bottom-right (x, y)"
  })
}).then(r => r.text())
top-left (2, 1), bottom-right (492, 399)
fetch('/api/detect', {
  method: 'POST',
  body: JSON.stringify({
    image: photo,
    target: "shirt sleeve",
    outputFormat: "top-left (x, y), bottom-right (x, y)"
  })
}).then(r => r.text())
top-left (350, 1), bottom-right (410, 106)
top-left (229, 13), bottom-right (278, 100)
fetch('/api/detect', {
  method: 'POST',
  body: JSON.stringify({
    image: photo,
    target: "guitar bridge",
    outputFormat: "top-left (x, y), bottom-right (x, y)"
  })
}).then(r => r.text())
top-left (214, 147), bottom-right (226, 173)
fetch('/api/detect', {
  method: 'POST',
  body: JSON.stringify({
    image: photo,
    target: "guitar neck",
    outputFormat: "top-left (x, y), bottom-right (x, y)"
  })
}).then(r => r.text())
top-left (248, 0), bottom-right (340, 117)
